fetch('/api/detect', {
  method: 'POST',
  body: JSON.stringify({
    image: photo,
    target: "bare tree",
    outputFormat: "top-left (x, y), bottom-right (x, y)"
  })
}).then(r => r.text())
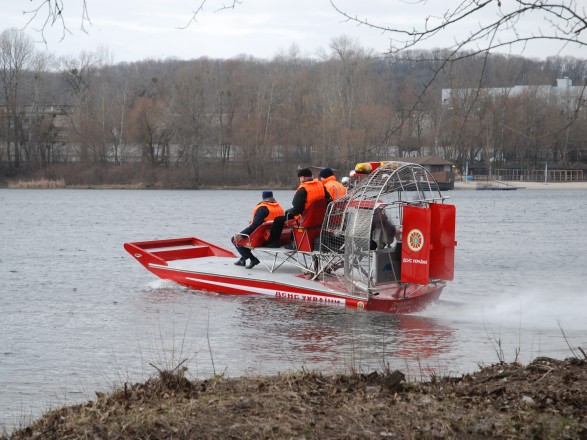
top-left (172, 65), bottom-right (216, 187)
top-left (0, 29), bottom-right (37, 171)
top-left (23, 52), bottom-right (57, 170)
top-left (127, 96), bottom-right (173, 167)
top-left (329, 1), bottom-right (587, 160)
top-left (232, 60), bottom-right (287, 182)
top-left (60, 51), bottom-right (100, 164)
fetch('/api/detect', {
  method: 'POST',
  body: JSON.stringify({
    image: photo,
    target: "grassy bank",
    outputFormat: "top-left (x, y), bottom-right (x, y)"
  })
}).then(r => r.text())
top-left (3, 179), bottom-right (288, 190)
top-left (2, 356), bottom-right (586, 439)
top-left (7, 179), bottom-right (66, 189)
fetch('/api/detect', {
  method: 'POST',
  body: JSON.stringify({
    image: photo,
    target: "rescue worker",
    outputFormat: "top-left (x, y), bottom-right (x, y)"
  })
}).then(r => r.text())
top-left (370, 207), bottom-right (397, 250)
top-left (232, 190), bottom-right (284, 268)
top-left (318, 167), bottom-right (347, 200)
top-left (266, 168), bottom-right (331, 249)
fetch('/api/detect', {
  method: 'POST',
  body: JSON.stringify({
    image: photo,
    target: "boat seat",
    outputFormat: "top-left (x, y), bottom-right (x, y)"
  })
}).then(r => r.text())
top-left (285, 198), bottom-right (330, 252)
top-left (233, 221), bottom-right (291, 248)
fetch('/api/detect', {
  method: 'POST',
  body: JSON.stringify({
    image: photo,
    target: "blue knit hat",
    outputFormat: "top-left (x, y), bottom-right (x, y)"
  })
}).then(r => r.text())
top-left (262, 190), bottom-right (273, 200)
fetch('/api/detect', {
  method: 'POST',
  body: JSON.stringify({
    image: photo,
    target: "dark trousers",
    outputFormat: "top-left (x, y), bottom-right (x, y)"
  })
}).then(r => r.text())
top-left (231, 236), bottom-right (255, 260)
top-left (268, 216), bottom-right (286, 243)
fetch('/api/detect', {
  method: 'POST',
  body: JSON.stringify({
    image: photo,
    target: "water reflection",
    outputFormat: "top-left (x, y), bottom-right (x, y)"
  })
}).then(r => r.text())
top-left (391, 314), bottom-right (454, 359)
top-left (235, 295), bottom-right (455, 373)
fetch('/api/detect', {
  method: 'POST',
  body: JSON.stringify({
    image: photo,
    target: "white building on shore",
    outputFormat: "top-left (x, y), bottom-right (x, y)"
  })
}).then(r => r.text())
top-left (441, 77), bottom-right (584, 108)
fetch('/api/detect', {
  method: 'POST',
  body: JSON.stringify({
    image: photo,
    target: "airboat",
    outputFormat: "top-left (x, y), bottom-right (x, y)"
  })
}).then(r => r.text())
top-left (124, 161), bottom-right (457, 314)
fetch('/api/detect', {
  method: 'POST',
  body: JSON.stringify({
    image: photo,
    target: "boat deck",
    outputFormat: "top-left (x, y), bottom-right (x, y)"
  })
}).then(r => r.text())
top-left (161, 253), bottom-right (421, 303)
top-left (162, 255), bottom-right (360, 299)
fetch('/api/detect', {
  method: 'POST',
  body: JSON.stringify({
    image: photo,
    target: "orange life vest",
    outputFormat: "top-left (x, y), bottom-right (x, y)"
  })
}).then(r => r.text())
top-left (251, 201), bottom-right (284, 223)
top-left (298, 179), bottom-right (326, 211)
top-left (321, 175), bottom-right (346, 200)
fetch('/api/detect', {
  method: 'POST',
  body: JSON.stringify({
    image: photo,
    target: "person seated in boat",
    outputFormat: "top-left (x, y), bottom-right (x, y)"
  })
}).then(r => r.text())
top-left (232, 191), bottom-right (284, 268)
top-left (370, 207), bottom-right (397, 250)
top-left (266, 168), bottom-right (331, 249)
top-left (319, 167), bottom-right (347, 201)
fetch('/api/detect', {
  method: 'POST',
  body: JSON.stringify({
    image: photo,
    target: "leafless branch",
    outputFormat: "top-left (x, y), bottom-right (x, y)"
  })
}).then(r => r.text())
top-left (178, 0), bottom-right (207, 30)
top-left (180, 0), bottom-right (243, 29)
top-left (330, 0), bottom-right (587, 55)
top-left (22, 0), bottom-right (91, 44)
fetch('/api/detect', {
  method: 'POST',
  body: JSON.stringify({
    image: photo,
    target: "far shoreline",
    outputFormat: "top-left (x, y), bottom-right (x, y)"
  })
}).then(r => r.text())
top-left (2, 179), bottom-right (587, 191)
top-left (454, 180), bottom-right (587, 190)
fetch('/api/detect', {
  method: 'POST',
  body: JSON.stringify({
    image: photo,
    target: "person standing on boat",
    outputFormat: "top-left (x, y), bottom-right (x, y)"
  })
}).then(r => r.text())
top-left (266, 168), bottom-right (331, 249)
top-left (232, 191), bottom-right (284, 268)
top-left (318, 167), bottom-right (347, 201)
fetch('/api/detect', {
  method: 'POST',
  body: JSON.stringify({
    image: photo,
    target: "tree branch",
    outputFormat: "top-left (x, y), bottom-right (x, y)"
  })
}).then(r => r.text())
top-left (22, 0), bottom-right (91, 44)
top-left (329, 0), bottom-right (587, 55)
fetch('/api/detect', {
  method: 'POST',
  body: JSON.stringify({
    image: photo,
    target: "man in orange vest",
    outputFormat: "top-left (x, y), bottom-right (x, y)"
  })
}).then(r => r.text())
top-left (232, 191), bottom-right (284, 268)
top-left (266, 168), bottom-right (331, 248)
top-left (319, 167), bottom-right (347, 200)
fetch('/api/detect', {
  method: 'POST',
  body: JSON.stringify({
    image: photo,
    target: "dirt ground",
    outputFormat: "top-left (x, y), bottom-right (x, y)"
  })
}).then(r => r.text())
top-left (3, 356), bottom-right (586, 439)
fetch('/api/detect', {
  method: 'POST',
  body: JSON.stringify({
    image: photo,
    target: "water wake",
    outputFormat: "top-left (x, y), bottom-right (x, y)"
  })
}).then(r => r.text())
top-left (425, 286), bottom-right (587, 332)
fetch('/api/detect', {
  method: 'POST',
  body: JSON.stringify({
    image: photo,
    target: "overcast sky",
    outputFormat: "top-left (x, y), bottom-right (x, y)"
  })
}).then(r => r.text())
top-left (2, 0), bottom-right (586, 63)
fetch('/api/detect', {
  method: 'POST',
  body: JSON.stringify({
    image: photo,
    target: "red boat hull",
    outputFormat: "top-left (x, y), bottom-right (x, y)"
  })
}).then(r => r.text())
top-left (124, 237), bottom-right (444, 314)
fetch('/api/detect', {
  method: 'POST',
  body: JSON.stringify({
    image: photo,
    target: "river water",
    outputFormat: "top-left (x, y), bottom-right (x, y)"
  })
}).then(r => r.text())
top-left (1, 188), bottom-right (586, 431)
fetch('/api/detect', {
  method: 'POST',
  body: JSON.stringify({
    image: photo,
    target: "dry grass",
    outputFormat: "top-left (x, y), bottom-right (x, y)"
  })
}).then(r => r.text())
top-left (64, 183), bottom-right (148, 189)
top-left (3, 357), bottom-right (586, 439)
top-left (6, 179), bottom-right (155, 189)
top-left (8, 179), bottom-right (66, 189)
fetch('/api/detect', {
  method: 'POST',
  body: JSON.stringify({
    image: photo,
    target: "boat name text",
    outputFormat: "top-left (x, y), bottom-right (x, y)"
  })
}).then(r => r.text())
top-left (275, 291), bottom-right (342, 304)
top-left (402, 258), bottom-right (428, 265)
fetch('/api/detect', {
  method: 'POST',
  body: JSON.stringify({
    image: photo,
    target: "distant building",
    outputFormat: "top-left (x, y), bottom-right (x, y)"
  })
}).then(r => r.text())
top-left (441, 77), bottom-right (584, 109)
top-left (377, 156), bottom-right (455, 190)
top-left (406, 156), bottom-right (456, 190)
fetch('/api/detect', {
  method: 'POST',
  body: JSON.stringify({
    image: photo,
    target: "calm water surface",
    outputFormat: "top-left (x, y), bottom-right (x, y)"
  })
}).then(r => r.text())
top-left (1, 188), bottom-right (587, 431)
